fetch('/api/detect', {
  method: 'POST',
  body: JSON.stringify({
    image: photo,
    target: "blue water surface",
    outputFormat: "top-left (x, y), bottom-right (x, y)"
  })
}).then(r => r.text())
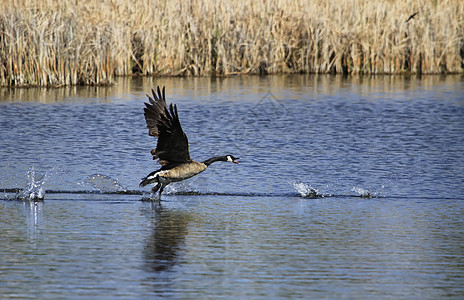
top-left (0, 75), bottom-right (463, 299)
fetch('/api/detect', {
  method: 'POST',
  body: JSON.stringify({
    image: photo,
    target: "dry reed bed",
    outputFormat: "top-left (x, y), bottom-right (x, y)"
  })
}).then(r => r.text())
top-left (1, 0), bottom-right (463, 86)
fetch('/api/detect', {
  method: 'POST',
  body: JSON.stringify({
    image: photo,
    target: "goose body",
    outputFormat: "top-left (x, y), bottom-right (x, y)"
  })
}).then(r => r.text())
top-left (141, 161), bottom-right (206, 186)
top-left (140, 87), bottom-right (239, 199)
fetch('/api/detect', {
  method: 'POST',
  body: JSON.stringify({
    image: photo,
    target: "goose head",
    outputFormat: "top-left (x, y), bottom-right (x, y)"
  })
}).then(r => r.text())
top-left (226, 155), bottom-right (240, 164)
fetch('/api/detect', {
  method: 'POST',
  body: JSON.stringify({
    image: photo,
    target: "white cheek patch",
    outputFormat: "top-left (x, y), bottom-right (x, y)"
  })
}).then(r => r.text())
top-left (226, 156), bottom-right (232, 162)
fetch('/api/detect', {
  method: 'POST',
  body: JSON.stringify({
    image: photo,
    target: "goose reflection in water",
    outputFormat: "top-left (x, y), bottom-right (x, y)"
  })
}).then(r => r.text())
top-left (143, 203), bottom-right (191, 273)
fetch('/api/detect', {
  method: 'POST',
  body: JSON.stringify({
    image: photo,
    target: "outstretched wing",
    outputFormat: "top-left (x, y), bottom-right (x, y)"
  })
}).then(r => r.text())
top-left (143, 86), bottom-right (191, 165)
top-left (144, 86), bottom-right (167, 137)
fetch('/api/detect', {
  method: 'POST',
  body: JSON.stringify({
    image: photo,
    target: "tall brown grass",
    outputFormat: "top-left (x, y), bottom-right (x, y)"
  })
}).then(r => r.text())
top-left (1, 0), bottom-right (463, 86)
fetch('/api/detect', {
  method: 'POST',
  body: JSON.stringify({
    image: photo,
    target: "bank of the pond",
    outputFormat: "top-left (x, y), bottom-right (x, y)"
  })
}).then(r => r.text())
top-left (1, 0), bottom-right (463, 87)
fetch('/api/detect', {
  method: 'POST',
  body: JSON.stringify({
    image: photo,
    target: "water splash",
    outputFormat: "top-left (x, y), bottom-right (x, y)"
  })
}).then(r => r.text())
top-left (139, 181), bottom-right (199, 202)
top-left (15, 167), bottom-right (52, 201)
top-left (164, 181), bottom-right (201, 195)
top-left (292, 182), bottom-right (322, 198)
top-left (84, 174), bottom-right (126, 193)
top-left (351, 185), bottom-right (384, 198)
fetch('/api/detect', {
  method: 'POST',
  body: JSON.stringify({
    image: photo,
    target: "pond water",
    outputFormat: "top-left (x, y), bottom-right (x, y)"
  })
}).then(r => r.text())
top-left (1, 75), bottom-right (463, 298)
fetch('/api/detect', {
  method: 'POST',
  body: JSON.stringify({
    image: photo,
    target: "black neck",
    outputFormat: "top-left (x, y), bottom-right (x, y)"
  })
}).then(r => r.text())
top-left (203, 156), bottom-right (226, 166)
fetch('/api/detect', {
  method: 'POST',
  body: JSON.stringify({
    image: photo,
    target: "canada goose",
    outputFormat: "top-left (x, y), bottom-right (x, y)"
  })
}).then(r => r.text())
top-left (139, 86), bottom-right (239, 199)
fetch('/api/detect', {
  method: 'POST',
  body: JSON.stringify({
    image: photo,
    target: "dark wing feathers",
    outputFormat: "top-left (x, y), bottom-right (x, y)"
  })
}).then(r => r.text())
top-left (144, 86), bottom-right (166, 137)
top-left (143, 86), bottom-right (191, 165)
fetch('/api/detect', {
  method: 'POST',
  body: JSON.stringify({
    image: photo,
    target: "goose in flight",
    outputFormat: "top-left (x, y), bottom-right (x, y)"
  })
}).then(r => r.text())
top-left (140, 86), bottom-right (239, 199)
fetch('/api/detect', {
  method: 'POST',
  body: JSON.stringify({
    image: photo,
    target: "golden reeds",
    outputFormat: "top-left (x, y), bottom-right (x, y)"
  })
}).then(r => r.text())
top-left (1, 0), bottom-right (463, 86)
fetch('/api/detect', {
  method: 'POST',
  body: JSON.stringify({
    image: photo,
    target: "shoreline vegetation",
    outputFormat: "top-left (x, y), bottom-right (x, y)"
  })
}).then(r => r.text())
top-left (1, 0), bottom-right (463, 87)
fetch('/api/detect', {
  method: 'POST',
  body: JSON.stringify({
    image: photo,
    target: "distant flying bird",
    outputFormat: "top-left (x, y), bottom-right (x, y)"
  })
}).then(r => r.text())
top-left (406, 12), bottom-right (419, 23)
top-left (139, 86), bottom-right (239, 199)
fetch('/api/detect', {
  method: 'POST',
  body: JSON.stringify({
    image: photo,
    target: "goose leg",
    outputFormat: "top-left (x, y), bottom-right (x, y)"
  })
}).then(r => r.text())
top-left (151, 182), bottom-right (161, 194)
top-left (158, 183), bottom-right (166, 200)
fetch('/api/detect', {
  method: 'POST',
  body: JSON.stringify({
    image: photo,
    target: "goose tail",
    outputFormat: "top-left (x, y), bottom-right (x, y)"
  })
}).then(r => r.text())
top-left (139, 171), bottom-right (158, 187)
top-left (139, 177), bottom-right (151, 187)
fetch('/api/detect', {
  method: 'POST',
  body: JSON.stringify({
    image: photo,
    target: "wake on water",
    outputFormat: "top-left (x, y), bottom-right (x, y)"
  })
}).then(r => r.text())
top-left (292, 181), bottom-right (385, 198)
top-left (2, 169), bottom-right (384, 201)
top-left (2, 170), bottom-right (129, 201)
top-left (84, 174), bottom-right (127, 193)
top-left (351, 185), bottom-right (384, 198)
top-left (291, 182), bottom-right (323, 198)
